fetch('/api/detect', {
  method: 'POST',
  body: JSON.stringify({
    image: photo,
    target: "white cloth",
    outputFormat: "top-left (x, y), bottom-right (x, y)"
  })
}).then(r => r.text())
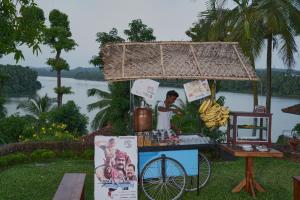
top-left (156, 101), bottom-right (173, 130)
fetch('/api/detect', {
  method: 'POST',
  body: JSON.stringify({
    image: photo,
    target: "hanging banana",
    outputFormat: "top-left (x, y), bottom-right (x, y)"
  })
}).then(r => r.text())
top-left (198, 99), bottom-right (230, 129)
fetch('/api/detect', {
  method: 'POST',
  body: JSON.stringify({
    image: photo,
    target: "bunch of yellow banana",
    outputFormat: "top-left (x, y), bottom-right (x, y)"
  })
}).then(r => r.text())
top-left (199, 99), bottom-right (230, 128)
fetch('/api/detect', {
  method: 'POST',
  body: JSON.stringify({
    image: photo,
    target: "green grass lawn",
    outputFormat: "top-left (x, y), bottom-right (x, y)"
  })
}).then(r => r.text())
top-left (0, 158), bottom-right (299, 200)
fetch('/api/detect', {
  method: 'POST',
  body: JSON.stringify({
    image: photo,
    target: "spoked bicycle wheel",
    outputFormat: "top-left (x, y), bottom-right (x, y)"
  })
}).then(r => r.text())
top-left (141, 155), bottom-right (187, 200)
top-left (185, 153), bottom-right (211, 191)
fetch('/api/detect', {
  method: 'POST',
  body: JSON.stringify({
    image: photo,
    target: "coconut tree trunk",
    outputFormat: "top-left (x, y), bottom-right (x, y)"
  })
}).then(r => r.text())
top-left (250, 57), bottom-right (258, 108)
top-left (266, 34), bottom-right (272, 113)
top-left (57, 70), bottom-right (62, 107)
top-left (56, 50), bottom-right (62, 107)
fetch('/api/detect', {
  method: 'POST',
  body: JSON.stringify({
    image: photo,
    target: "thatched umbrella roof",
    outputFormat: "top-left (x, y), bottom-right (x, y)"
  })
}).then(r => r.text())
top-left (282, 104), bottom-right (300, 115)
top-left (101, 41), bottom-right (259, 82)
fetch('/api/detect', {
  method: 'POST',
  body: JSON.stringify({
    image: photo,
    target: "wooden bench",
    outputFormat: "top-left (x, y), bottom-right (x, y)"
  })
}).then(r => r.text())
top-left (53, 173), bottom-right (86, 200)
top-left (294, 176), bottom-right (300, 200)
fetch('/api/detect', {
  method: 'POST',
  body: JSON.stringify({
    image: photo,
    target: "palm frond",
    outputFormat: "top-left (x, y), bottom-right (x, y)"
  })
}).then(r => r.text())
top-left (87, 100), bottom-right (111, 112)
top-left (87, 88), bottom-right (110, 98)
top-left (91, 109), bottom-right (108, 130)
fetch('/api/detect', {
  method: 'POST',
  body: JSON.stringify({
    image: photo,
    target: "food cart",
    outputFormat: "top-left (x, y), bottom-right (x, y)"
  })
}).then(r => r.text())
top-left (101, 41), bottom-right (259, 200)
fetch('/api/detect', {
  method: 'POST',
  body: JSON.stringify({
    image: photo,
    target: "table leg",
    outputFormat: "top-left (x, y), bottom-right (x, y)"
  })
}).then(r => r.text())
top-left (232, 157), bottom-right (265, 198)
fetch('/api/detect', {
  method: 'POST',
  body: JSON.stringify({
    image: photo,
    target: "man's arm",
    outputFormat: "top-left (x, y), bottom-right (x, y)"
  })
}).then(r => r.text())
top-left (158, 105), bottom-right (182, 115)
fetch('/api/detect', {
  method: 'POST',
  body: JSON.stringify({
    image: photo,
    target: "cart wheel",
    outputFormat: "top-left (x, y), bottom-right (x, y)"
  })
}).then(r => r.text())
top-left (185, 153), bottom-right (211, 191)
top-left (141, 155), bottom-right (187, 200)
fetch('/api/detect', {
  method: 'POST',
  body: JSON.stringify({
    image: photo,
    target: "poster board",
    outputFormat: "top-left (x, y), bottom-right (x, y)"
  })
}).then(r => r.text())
top-left (94, 136), bottom-right (138, 200)
top-left (183, 80), bottom-right (211, 102)
top-left (130, 79), bottom-right (159, 105)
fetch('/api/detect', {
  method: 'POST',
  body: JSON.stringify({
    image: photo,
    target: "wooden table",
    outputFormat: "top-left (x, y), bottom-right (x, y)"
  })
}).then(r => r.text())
top-left (220, 144), bottom-right (283, 198)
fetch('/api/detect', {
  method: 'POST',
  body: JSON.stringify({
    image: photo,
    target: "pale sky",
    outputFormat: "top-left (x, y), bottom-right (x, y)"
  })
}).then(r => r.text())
top-left (1, 0), bottom-right (300, 70)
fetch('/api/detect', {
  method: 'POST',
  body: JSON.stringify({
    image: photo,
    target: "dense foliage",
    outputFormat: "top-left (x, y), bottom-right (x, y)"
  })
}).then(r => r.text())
top-left (170, 97), bottom-right (226, 142)
top-left (90, 28), bottom-right (124, 68)
top-left (107, 82), bottom-right (130, 135)
top-left (0, 64), bottom-right (41, 97)
top-left (47, 101), bottom-right (88, 136)
top-left (221, 69), bottom-right (300, 97)
top-left (187, 0), bottom-right (300, 113)
top-left (17, 94), bottom-right (56, 119)
top-left (0, 97), bottom-right (6, 118)
top-left (88, 19), bottom-right (156, 135)
top-left (19, 123), bottom-right (76, 142)
top-left (0, 115), bottom-right (35, 144)
top-left (87, 88), bottom-right (111, 130)
top-left (0, 0), bottom-right (45, 61)
top-left (124, 19), bottom-right (156, 42)
top-left (293, 123), bottom-right (300, 137)
top-left (33, 67), bottom-right (104, 81)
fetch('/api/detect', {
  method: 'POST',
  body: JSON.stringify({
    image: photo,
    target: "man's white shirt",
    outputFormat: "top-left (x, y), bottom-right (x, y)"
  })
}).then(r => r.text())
top-left (156, 101), bottom-right (173, 130)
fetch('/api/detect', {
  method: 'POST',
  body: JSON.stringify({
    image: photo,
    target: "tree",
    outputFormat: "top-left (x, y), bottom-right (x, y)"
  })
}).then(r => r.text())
top-left (87, 88), bottom-right (111, 130)
top-left (186, 1), bottom-right (229, 42)
top-left (187, 0), bottom-right (262, 107)
top-left (221, 0), bottom-right (265, 108)
top-left (254, 0), bottom-right (300, 112)
top-left (0, 0), bottom-right (45, 61)
top-left (89, 20), bottom-right (156, 135)
top-left (44, 9), bottom-right (77, 107)
top-left (17, 94), bottom-right (56, 119)
top-left (88, 28), bottom-right (124, 132)
top-left (90, 28), bottom-right (124, 68)
top-left (187, 0), bottom-right (300, 113)
top-left (124, 19), bottom-right (156, 42)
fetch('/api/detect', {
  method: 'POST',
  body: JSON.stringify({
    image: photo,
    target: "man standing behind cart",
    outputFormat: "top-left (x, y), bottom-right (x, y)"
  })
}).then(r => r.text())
top-left (157, 90), bottom-right (182, 134)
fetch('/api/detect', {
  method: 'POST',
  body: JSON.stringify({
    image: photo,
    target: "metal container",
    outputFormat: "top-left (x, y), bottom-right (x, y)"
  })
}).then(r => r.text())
top-left (134, 108), bottom-right (152, 132)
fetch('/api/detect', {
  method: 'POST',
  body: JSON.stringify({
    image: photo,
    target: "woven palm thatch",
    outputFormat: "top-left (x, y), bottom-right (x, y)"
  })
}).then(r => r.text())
top-left (101, 41), bottom-right (258, 82)
top-left (282, 104), bottom-right (300, 115)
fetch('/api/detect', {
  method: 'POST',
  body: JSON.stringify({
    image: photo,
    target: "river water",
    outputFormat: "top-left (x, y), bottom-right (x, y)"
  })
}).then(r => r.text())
top-left (5, 76), bottom-right (300, 142)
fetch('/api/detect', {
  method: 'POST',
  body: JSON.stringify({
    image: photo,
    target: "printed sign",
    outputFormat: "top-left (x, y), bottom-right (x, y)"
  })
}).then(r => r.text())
top-left (183, 80), bottom-right (211, 102)
top-left (94, 136), bottom-right (138, 200)
top-left (131, 79), bottom-right (159, 105)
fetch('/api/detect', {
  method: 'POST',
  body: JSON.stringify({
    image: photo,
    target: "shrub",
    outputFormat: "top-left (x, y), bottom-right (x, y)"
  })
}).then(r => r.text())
top-left (202, 127), bottom-right (226, 143)
top-left (0, 153), bottom-right (28, 167)
top-left (59, 150), bottom-right (78, 159)
top-left (31, 149), bottom-right (56, 161)
top-left (6, 153), bottom-right (28, 164)
top-left (19, 123), bottom-right (76, 142)
top-left (293, 123), bottom-right (300, 137)
top-left (0, 115), bottom-right (35, 144)
top-left (40, 151), bottom-right (56, 159)
top-left (81, 149), bottom-right (94, 160)
top-left (0, 157), bottom-right (8, 167)
top-left (276, 135), bottom-right (289, 145)
top-left (47, 101), bottom-right (88, 136)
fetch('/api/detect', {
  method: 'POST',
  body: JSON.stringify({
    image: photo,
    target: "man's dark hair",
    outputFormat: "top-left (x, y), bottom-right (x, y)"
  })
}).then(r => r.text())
top-left (166, 90), bottom-right (179, 98)
top-left (127, 164), bottom-right (135, 171)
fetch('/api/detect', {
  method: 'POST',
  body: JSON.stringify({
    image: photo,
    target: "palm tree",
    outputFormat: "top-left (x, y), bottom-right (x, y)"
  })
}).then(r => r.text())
top-left (17, 94), bottom-right (56, 119)
top-left (223, 0), bottom-right (265, 107)
top-left (189, 0), bottom-right (300, 113)
top-left (254, 0), bottom-right (300, 113)
top-left (187, 0), bottom-right (262, 107)
top-left (87, 88), bottom-right (111, 130)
